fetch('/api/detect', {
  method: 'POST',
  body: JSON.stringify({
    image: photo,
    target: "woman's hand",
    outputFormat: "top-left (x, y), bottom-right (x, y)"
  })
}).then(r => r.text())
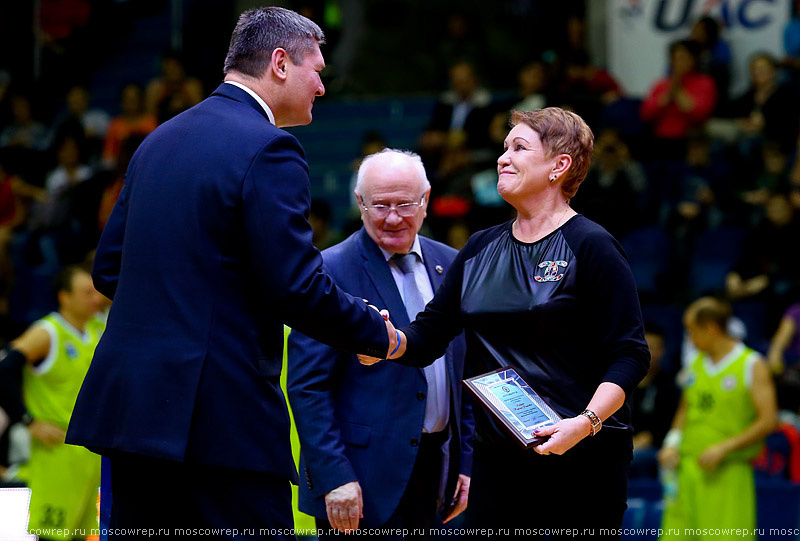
top-left (531, 415), bottom-right (592, 456)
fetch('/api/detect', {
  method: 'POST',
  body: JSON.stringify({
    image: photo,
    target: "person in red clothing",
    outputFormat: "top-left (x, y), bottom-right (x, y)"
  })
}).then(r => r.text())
top-left (101, 83), bottom-right (157, 169)
top-left (640, 39), bottom-right (717, 157)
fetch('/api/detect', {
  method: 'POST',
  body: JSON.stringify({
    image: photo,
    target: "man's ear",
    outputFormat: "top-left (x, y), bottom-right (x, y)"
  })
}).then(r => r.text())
top-left (271, 48), bottom-right (289, 80)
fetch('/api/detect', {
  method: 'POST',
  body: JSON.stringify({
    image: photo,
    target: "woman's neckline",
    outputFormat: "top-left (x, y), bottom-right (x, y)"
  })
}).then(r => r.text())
top-left (509, 214), bottom-right (580, 245)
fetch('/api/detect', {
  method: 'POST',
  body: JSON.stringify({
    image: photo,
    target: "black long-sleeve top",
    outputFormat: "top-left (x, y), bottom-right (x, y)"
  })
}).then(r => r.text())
top-left (396, 216), bottom-right (650, 446)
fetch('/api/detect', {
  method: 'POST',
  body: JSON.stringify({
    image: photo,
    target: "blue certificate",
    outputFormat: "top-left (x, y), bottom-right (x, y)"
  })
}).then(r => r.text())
top-left (463, 366), bottom-right (562, 448)
top-left (489, 380), bottom-right (550, 429)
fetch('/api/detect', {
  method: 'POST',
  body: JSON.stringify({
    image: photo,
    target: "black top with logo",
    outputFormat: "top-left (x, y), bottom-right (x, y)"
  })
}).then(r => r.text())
top-left (399, 216), bottom-right (650, 447)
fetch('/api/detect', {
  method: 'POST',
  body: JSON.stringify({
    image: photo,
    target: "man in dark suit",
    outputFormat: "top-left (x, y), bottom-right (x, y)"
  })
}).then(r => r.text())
top-left (287, 149), bottom-right (474, 538)
top-left (64, 8), bottom-right (397, 538)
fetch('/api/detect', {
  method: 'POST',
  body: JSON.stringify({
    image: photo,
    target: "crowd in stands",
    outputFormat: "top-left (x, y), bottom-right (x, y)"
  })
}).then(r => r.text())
top-left (2, 1), bottom-right (800, 534)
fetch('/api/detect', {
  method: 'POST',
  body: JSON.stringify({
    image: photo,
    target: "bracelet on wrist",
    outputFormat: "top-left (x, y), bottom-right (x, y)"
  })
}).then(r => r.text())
top-left (389, 329), bottom-right (401, 357)
top-left (580, 409), bottom-right (602, 436)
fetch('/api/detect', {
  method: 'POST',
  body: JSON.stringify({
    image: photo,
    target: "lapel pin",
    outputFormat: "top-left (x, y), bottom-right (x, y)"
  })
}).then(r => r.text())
top-left (435, 265), bottom-right (443, 274)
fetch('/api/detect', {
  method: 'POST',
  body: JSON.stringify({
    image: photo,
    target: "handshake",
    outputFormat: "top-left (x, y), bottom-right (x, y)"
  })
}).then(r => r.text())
top-left (360, 302), bottom-right (407, 365)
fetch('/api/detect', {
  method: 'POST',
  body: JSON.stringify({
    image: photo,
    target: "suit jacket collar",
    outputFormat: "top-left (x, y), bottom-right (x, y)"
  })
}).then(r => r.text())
top-left (210, 83), bottom-right (273, 124)
top-left (356, 228), bottom-right (448, 326)
top-left (358, 228), bottom-right (409, 327)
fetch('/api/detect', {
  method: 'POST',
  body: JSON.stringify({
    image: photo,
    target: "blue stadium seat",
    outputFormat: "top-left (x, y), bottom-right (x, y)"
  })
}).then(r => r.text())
top-left (686, 227), bottom-right (747, 298)
top-left (623, 498), bottom-right (647, 531)
top-left (621, 226), bottom-right (672, 296)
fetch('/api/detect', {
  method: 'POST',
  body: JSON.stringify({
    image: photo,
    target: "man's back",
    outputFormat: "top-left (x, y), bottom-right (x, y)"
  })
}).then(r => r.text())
top-left (67, 85), bottom-right (387, 480)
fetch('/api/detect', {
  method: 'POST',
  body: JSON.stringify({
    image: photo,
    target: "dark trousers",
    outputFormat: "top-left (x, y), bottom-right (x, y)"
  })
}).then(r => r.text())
top-left (105, 451), bottom-right (293, 540)
top-left (317, 430), bottom-right (448, 540)
top-left (464, 429), bottom-right (633, 541)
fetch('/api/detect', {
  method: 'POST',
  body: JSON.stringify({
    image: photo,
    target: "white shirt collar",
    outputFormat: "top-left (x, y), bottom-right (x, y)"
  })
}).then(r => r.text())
top-left (224, 81), bottom-right (275, 125)
top-left (379, 235), bottom-right (424, 264)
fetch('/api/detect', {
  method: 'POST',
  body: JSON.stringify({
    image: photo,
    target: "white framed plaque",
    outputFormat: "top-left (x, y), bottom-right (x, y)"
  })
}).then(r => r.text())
top-left (463, 366), bottom-right (562, 449)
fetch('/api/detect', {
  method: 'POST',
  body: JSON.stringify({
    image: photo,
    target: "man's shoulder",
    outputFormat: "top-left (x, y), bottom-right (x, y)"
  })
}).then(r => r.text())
top-left (319, 231), bottom-right (365, 278)
top-left (322, 231), bottom-right (362, 259)
top-left (419, 235), bottom-right (458, 262)
top-left (138, 94), bottom-right (300, 167)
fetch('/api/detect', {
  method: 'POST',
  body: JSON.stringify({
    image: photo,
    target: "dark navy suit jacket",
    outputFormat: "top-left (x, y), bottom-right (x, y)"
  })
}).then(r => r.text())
top-left (287, 228), bottom-right (474, 526)
top-left (65, 84), bottom-right (389, 482)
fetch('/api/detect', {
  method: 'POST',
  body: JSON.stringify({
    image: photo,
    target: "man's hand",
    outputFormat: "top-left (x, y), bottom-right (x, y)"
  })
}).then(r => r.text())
top-left (357, 304), bottom-right (407, 366)
top-left (28, 419), bottom-right (66, 448)
top-left (442, 474), bottom-right (470, 523)
top-left (359, 302), bottom-right (396, 366)
top-left (325, 481), bottom-right (363, 533)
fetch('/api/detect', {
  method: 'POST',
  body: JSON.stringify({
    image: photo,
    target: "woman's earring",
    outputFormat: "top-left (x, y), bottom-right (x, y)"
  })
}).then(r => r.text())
top-left (549, 175), bottom-right (556, 183)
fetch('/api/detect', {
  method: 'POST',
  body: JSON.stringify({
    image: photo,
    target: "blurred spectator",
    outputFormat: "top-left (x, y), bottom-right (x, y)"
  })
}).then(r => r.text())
top-left (640, 39), bottom-right (717, 158)
top-left (0, 94), bottom-right (49, 152)
top-left (511, 60), bottom-right (553, 112)
top-left (659, 297), bottom-right (777, 538)
top-left (767, 302), bottom-right (800, 375)
top-left (767, 300), bottom-right (800, 418)
top-left (1, 265), bottom-right (104, 540)
top-left (565, 14), bottom-right (588, 58)
top-left (39, 134), bottom-right (146, 267)
top-left (722, 53), bottom-right (800, 159)
top-left (50, 84), bottom-right (109, 164)
top-left (64, 85), bottom-right (109, 140)
top-left (0, 158), bottom-right (45, 326)
top-left (95, 135), bottom-right (142, 236)
top-left (102, 83), bottom-right (157, 169)
top-left (419, 60), bottom-right (494, 183)
top-left (434, 12), bottom-right (486, 89)
top-left (145, 50), bottom-right (204, 124)
top-left (571, 128), bottom-right (646, 239)
top-left (44, 134), bottom-right (92, 194)
top-left (664, 135), bottom-right (739, 251)
top-left (488, 60), bottom-right (553, 146)
top-left (630, 324), bottom-right (680, 478)
top-left (557, 49), bottom-right (623, 127)
top-left (0, 158), bottom-right (46, 225)
top-left (419, 61), bottom-right (494, 242)
top-left (739, 141), bottom-right (791, 212)
top-left (689, 16), bottom-right (732, 112)
top-left (726, 192), bottom-right (800, 328)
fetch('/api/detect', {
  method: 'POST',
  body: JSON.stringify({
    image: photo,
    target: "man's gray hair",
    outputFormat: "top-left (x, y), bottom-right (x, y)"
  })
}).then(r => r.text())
top-left (223, 7), bottom-right (325, 78)
top-left (355, 148), bottom-right (431, 196)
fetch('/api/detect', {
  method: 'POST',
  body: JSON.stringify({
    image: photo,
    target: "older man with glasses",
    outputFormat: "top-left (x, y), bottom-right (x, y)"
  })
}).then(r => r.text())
top-left (288, 149), bottom-right (474, 539)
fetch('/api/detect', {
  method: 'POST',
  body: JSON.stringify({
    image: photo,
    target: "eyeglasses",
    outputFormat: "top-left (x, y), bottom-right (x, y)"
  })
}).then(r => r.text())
top-left (359, 194), bottom-right (426, 218)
